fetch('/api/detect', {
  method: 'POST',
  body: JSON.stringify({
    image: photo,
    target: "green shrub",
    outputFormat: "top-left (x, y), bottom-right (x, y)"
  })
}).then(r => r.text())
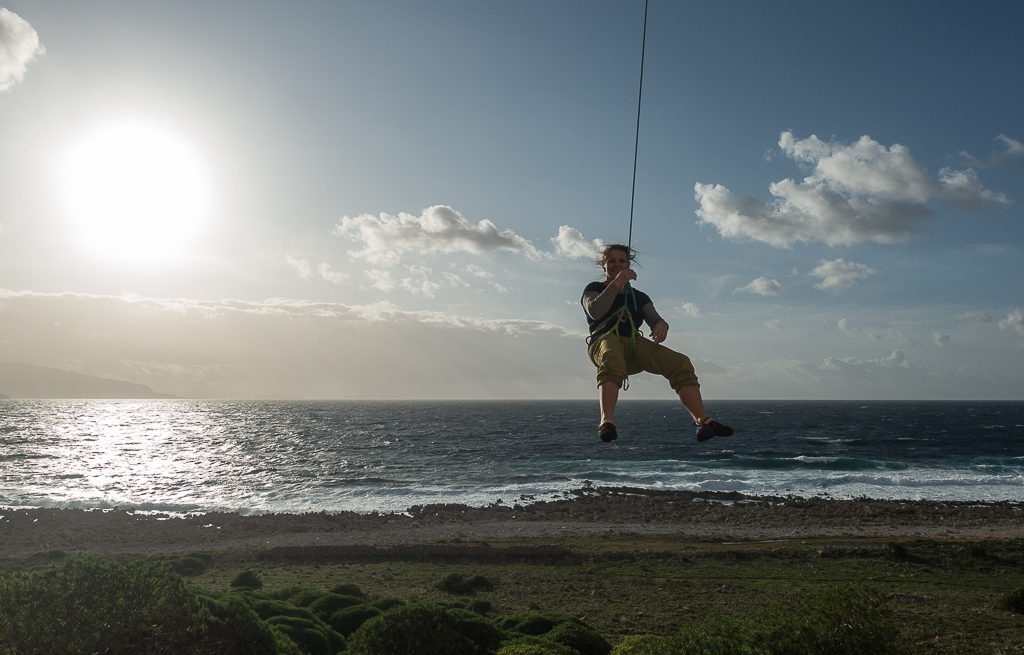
top-left (230, 569), bottom-right (263, 589)
top-left (308, 592), bottom-right (367, 619)
top-left (201, 593), bottom-right (280, 654)
top-left (288, 588), bottom-right (325, 607)
top-left (440, 572), bottom-right (495, 595)
top-left (168, 555), bottom-right (209, 577)
top-left (498, 635), bottom-right (579, 654)
top-left (546, 619), bottom-right (611, 655)
top-left (270, 627), bottom-right (308, 655)
top-left (466, 599), bottom-right (493, 615)
top-left (497, 611), bottom-right (565, 635)
top-left (372, 597), bottom-right (405, 611)
top-left (330, 582), bottom-right (368, 598)
top-left (348, 603), bottom-right (504, 655)
top-left (266, 614), bottom-right (343, 655)
top-left (248, 597), bottom-right (320, 622)
top-left (611, 634), bottom-right (691, 655)
top-left (999, 588), bottom-right (1024, 614)
top-left (330, 603), bottom-right (383, 635)
top-left (0, 554), bottom-right (263, 654)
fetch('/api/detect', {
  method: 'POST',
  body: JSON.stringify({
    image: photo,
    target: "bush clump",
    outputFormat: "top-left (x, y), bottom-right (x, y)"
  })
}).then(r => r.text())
top-left (497, 635), bottom-right (579, 655)
top-left (998, 588), bottom-right (1024, 614)
top-left (546, 620), bottom-right (611, 655)
top-left (348, 603), bottom-right (504, 655)
top-left (330, 603), bottom-right (383, 636)
top-left (166, 555), bottom-right (210, 577)
top-left (265, 614), bottom-right (346, 655)
top-left (230, 569), bottom-right (263, 590)
top-left (0, 554), bottom-right (271, 654)
top-left (308, 592), bottom-right (367, 619)
top-left (330, 582), bottom-right (368, 598)
top-left (440, 572), bottom-right (495, 595)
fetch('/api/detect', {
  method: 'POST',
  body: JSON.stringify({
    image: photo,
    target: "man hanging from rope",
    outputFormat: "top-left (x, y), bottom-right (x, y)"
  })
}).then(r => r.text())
top-left (581, 243), bottom-right (734, 443)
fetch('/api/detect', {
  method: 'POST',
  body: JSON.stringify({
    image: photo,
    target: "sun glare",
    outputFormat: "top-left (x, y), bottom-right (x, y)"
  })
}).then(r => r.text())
top-left (59, 120), bottom-right (211, 263)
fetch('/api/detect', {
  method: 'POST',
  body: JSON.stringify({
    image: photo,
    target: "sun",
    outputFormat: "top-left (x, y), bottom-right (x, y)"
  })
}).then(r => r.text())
top-left (59, 120), bottom-right (211, 263)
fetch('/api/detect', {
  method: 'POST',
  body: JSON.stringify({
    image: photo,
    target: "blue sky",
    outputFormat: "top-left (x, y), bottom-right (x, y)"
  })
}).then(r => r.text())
top-left (1, 1), bottom-right (1022, 400)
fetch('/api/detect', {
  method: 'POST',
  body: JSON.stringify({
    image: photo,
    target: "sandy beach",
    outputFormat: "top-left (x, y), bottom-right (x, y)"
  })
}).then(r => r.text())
top-left (2, 487), bottom-right (1023, 559)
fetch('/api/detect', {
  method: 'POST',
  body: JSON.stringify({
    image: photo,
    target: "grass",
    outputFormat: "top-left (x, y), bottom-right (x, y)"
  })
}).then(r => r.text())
top-left (2, 535), bottom-right (1022, 653)
top-left (175, 535), bottom-right (1024, 653)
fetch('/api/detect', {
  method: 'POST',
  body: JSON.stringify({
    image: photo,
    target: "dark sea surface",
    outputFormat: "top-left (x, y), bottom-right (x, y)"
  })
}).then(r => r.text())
top-left (1, 400), bottom-right (1022, 515)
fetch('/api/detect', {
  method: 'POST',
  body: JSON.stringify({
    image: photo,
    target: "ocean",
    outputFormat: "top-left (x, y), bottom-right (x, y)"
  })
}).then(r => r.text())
top-left (1, 400), bottom-right (1022, 516)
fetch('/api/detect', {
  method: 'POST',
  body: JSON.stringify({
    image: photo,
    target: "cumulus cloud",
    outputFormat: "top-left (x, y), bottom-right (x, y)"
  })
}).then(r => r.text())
top-left (552, 225), bottom-right (601, 259)
top-left (286, 257), bottom-right (349, 285)
top-left (736, 276), bottom-right (782, 296)
top-left (836, 317), bottom-right (903, 343)
top-left (285, 255), bottom-right (313, 280)
top-left (999, 309), bottom-right (1024, 337)
top-left (333, 205), bottom-right (540, 265)
top-left (765, 318), bottom-right (782, 330)
top-left (361, 264), bottom-right (479, 298)
top-left (956, 134), bottom-right (1024, 170)
top-left (0, 8), bottom-right (43, 92)
top-left (938, 167), bottom-right (1010, 209)
top-left (809, 258), bottom-right (875, 289)
top-left (680, 302), bottom-right (704, 317)
top-left (933, 332), bottom-right (950, 347)
top-left (955, 310), bottom-right (991, 322)
top-left (317, 262), bottom-right (348, 284)
top-left (823, 349), bottom-right (906, 370)
top-left (696, 131), bottom-right (1008, 247)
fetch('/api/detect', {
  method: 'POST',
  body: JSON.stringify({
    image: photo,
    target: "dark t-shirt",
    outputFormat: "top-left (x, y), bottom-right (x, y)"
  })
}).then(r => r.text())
top-left (581, 281), bottom-right (652, 340)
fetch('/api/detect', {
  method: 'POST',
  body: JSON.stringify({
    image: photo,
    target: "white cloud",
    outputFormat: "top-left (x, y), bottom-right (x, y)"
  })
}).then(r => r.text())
top-left (0, 9), bottom-right (44, 92)
top-left (736, 276), bottom-right (782, 296)
top-left (999, 309), bottom-right (1024, 338)
top-left (823, 349), bottom-right (906, 370)
top-left (367, 268), bottom-right (396, 292)
top-left (938, 167), bottom-right (1010, 209)
top-left (957, 134), bottom-right (1024, 170)
top-left (765, 318), bottom-right (782, 330)
top-left (955, 310), bottom-right (991, 322)
top-left (285, 255), bottom-right (313, 280)
top-left (0, 288), bottom-right (585, 399)
top-left (680, 302), bottom-right (704, 317)
top-left (809, 258), bottom-right (875, 290)
top-left (933, 332), bottom-right (950, 347)
top-left (835, 316), bottom-right (903, 342)
top-left (318, 262), bottom-right (348, 284)
top-left (780, 132), bottom-right (936, 202)
top-left (552, 225), bottom-right (601, 259)
top-left (333, 205), bottom-right (540, 265)
top-left (696, 131), bottom-right (1008, 247)
top-left (996, 134), bottom-right (1024, 156)
top-left (360, 264), bottom-right (480, 298)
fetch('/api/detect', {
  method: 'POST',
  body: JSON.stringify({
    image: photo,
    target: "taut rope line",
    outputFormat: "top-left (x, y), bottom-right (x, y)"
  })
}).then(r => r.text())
top-left (626, 0), bottom-right (649, 253)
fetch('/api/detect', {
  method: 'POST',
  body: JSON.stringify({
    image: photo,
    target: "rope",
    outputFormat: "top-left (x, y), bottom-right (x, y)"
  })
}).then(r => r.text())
top-left (626, 0), bottom-right (649, 253)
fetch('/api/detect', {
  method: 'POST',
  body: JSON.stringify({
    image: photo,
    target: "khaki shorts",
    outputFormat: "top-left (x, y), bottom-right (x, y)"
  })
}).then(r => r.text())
top-left (587, 332), bottom-right (699, 390)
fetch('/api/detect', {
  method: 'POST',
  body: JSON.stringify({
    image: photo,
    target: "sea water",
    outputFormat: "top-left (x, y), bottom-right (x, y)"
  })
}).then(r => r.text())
top-left (1, 400), bottom-right (1022, 515)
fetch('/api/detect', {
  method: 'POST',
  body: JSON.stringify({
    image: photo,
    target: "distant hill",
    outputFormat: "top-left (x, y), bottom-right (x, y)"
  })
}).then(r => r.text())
top-left (0, 362), bottom-right (175, 399)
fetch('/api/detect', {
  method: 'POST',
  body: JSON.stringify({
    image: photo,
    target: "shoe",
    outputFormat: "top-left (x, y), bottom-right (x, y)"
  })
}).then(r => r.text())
top-left (598, 422), bottom-right (618, 442)
top-left (695, 417), bottom-right (733, 442)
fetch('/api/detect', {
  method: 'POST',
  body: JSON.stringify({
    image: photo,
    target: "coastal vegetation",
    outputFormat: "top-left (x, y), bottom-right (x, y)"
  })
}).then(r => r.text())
top-left (1, 537), bottom-right (1022, 654)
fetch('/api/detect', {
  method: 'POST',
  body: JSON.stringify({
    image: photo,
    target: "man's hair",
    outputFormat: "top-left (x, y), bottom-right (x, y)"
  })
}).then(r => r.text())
top-left (595, 243), bottom-right (638, 269)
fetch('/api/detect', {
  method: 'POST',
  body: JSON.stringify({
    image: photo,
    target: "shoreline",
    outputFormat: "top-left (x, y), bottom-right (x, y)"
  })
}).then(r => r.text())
top-left (2, 487), bottom-right (1023, 558)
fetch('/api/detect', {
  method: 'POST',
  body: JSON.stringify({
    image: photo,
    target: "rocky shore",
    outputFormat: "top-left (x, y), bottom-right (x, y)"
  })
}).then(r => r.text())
top-left (2, 487), bottom-right (1022, 558)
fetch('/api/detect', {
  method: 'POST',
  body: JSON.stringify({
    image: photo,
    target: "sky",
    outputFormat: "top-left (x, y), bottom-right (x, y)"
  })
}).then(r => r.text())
top-left (1, 0), bottom-right (1022, 401)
